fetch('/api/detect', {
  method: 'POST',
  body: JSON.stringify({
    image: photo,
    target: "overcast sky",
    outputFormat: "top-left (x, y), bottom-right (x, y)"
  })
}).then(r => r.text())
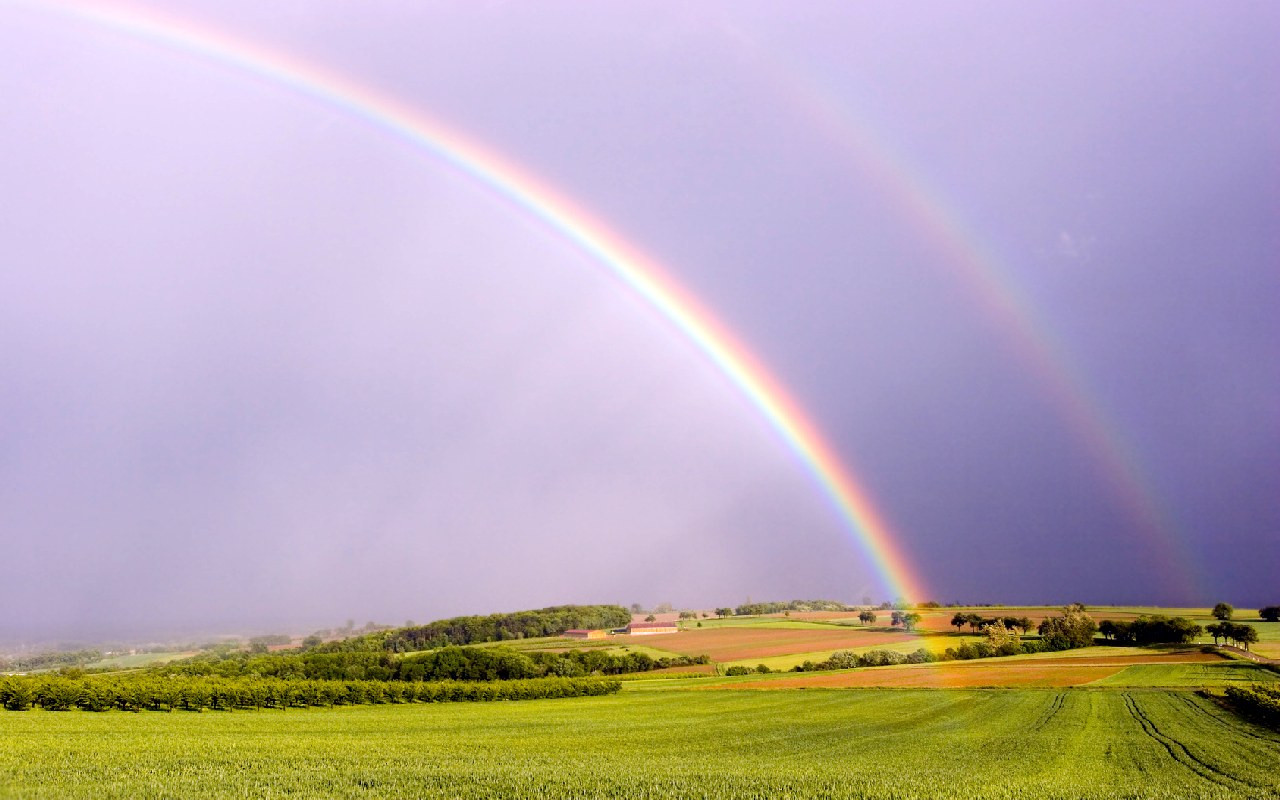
top-left (2, 1), bottom-right (1277, 641)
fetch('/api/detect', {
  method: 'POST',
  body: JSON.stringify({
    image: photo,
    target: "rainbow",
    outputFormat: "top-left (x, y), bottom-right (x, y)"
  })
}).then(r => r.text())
top-left (13, 0), bottom-right (930, 602)
top-left (757, 57), bottom-right (1200, 597)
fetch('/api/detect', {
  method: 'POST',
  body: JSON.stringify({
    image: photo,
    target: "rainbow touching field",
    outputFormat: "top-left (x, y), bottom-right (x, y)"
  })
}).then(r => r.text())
top-left (16, 0), bottom-right (930, 602)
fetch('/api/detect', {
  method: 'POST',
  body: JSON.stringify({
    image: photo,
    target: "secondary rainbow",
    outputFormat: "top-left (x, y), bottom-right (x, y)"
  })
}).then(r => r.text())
top-left (751, 54), bottom-right (1200, 597)
top-left (15, 0), bottom-right (930, 603)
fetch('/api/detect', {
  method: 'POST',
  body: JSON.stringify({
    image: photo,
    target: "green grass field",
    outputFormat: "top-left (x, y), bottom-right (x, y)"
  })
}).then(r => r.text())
top-left (1090, 662), bottom-right (1279, 687)
top-left (2, 688), bottom-right (1277, 798)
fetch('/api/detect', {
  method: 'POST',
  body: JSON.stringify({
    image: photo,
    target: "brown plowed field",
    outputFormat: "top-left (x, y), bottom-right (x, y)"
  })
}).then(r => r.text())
top-left (616, 627), bottom-right (921, 662)
top-left (724, 649), bottom-right (1223, 689)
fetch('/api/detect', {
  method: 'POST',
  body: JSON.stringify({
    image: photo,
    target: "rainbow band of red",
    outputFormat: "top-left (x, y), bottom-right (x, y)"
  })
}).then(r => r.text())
top-left (23, 0), bottom-right (929, 603)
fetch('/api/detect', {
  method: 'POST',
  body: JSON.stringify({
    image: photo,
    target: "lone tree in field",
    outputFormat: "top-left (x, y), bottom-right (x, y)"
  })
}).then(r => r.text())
top-left (859, 610), bottom-right (877, 625)
top-left (1212, 602), bottom-right (1234, 621)
top-left (1260, 606), bottom-right (1280, 622)
top-left (901, 612), bottom-right (922, 632)
top-left (951, 612), bottom-right (967, 633)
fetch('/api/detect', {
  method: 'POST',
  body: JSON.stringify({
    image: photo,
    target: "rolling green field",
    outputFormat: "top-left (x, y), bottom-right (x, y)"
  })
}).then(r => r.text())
top-left (4, 605), bottom-right (1276, 797)
top-left (2, 687), bottom-right (1278, 799)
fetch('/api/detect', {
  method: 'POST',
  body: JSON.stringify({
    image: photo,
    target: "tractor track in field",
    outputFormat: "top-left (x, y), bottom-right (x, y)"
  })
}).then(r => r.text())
top-left (1177, 693), bottom-right (1280, 744)
top-left (1121, 693), bottom-right (1249, 790)
top-left (1032, 691), bottom-right (1066, 731)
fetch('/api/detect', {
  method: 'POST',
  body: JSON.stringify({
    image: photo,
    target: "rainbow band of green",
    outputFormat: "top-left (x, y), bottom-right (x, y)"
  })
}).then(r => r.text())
top-left (23, 0), bottom-right (929, 603)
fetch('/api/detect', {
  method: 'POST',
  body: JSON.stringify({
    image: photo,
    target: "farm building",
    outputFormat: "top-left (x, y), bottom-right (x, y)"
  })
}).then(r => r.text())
top-left (625, 621), bottom-right (679, 636)
top-left (562, 629), bottom-right (607, 639)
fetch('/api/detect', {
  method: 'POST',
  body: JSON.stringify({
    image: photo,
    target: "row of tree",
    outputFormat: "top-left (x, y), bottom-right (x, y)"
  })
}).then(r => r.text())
top-left (1205, 622), bottom-right (1260, 650)
top-left (160, 646), bottom-right (708, 683)
top-left (0, 649), bottom-right (102, 673)
top-left (0, 674), bottom-right (620, 713)
top-left (950, 613), bottom-right (1035, 635)
top-left (732, 600), bottom-right (854, 616)
top-left (309, 605), bottom-right (633, 653)
top-left (1097, 615), bottom-right (1202, 645)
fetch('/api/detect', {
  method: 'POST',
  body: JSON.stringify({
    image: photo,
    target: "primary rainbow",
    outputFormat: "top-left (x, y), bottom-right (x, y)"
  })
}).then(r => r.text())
top-left (15, 0), bottom-right (930, 603)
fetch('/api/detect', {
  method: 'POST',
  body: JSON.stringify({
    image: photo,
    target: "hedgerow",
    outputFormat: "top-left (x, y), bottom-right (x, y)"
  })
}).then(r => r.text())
top-left (1224, 684), bottom-right (1280, 728)
top-left (0, 674), bottom-right (619, 712)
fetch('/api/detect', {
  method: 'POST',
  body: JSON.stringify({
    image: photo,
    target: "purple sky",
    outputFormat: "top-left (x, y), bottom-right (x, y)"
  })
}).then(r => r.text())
top-left (2, 1), bottom-right (1277, 640)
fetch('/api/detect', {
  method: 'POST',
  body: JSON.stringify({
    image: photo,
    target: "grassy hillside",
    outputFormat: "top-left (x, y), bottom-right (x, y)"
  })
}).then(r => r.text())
top-left (3, 688), bottom-right (1278, 798)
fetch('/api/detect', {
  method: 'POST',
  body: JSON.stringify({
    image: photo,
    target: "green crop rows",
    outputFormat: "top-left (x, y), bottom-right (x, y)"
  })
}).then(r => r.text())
top-left (2, 688), bottom-right (1278, 799)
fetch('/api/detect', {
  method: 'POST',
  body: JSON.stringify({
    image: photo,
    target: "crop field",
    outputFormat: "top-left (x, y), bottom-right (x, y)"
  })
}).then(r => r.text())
top-left (725, 661), bottom-right (1129, 688)
top-left (3, 687), bottom-right (1278, 798)
top-left (610, 625), bottom-right (939, 662)
top-left (718, 649), bottom-right (1277, 690)
top-left (1091, 663), bottom-right (1280, 687)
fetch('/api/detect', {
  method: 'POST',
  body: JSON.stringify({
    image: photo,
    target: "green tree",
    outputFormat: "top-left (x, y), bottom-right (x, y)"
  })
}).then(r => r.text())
top-left (1259, 606), bottom-right (1280, 622)
top-left (1234, 624), bottom-right (1259, 651)
top-left (1212, 602), bottom-right (1234, 621)
top-left (985, 620), bottom-right (1016, 649)
top-left (901, 612), bottom-right (922, 632)
top-left (1037, 605), bottom-right (1097, 651)
top-left (950, 612), bottom-right (967, 633)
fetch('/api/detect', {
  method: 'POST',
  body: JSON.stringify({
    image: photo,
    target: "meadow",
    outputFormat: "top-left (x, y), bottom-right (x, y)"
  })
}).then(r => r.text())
top-left (4, 604), bottom-right (1278, 798)
top-left (3, 687), bottom-right (1279, 799)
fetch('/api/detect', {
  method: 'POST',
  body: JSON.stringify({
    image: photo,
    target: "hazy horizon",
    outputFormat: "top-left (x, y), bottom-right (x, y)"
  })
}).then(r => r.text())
top-left (3, 1), bottom-right (1276, 641)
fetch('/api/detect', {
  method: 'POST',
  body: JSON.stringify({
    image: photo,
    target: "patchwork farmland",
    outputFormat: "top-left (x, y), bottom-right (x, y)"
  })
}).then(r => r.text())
top-left (4, 603), bottom-right (1279, 798)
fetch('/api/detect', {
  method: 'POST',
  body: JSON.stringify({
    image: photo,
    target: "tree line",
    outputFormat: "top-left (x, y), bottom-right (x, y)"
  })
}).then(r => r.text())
top-left (0, 674), bottom-right (619, 713)
top-left (159, 645), bottom-right (707, 682)
top-left (308, 605), bottom-right (633, 653)
top-left (1205, 622), bottom-right (1260, 650)
top-left (1097, 616), bottom-right (1202, 645)
top-left (732, 600), bottom-right (854, 616)
top-left (950, 613), bottom-right (1035, 635)
top-left (0, 649), bottom-right (102, 673)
